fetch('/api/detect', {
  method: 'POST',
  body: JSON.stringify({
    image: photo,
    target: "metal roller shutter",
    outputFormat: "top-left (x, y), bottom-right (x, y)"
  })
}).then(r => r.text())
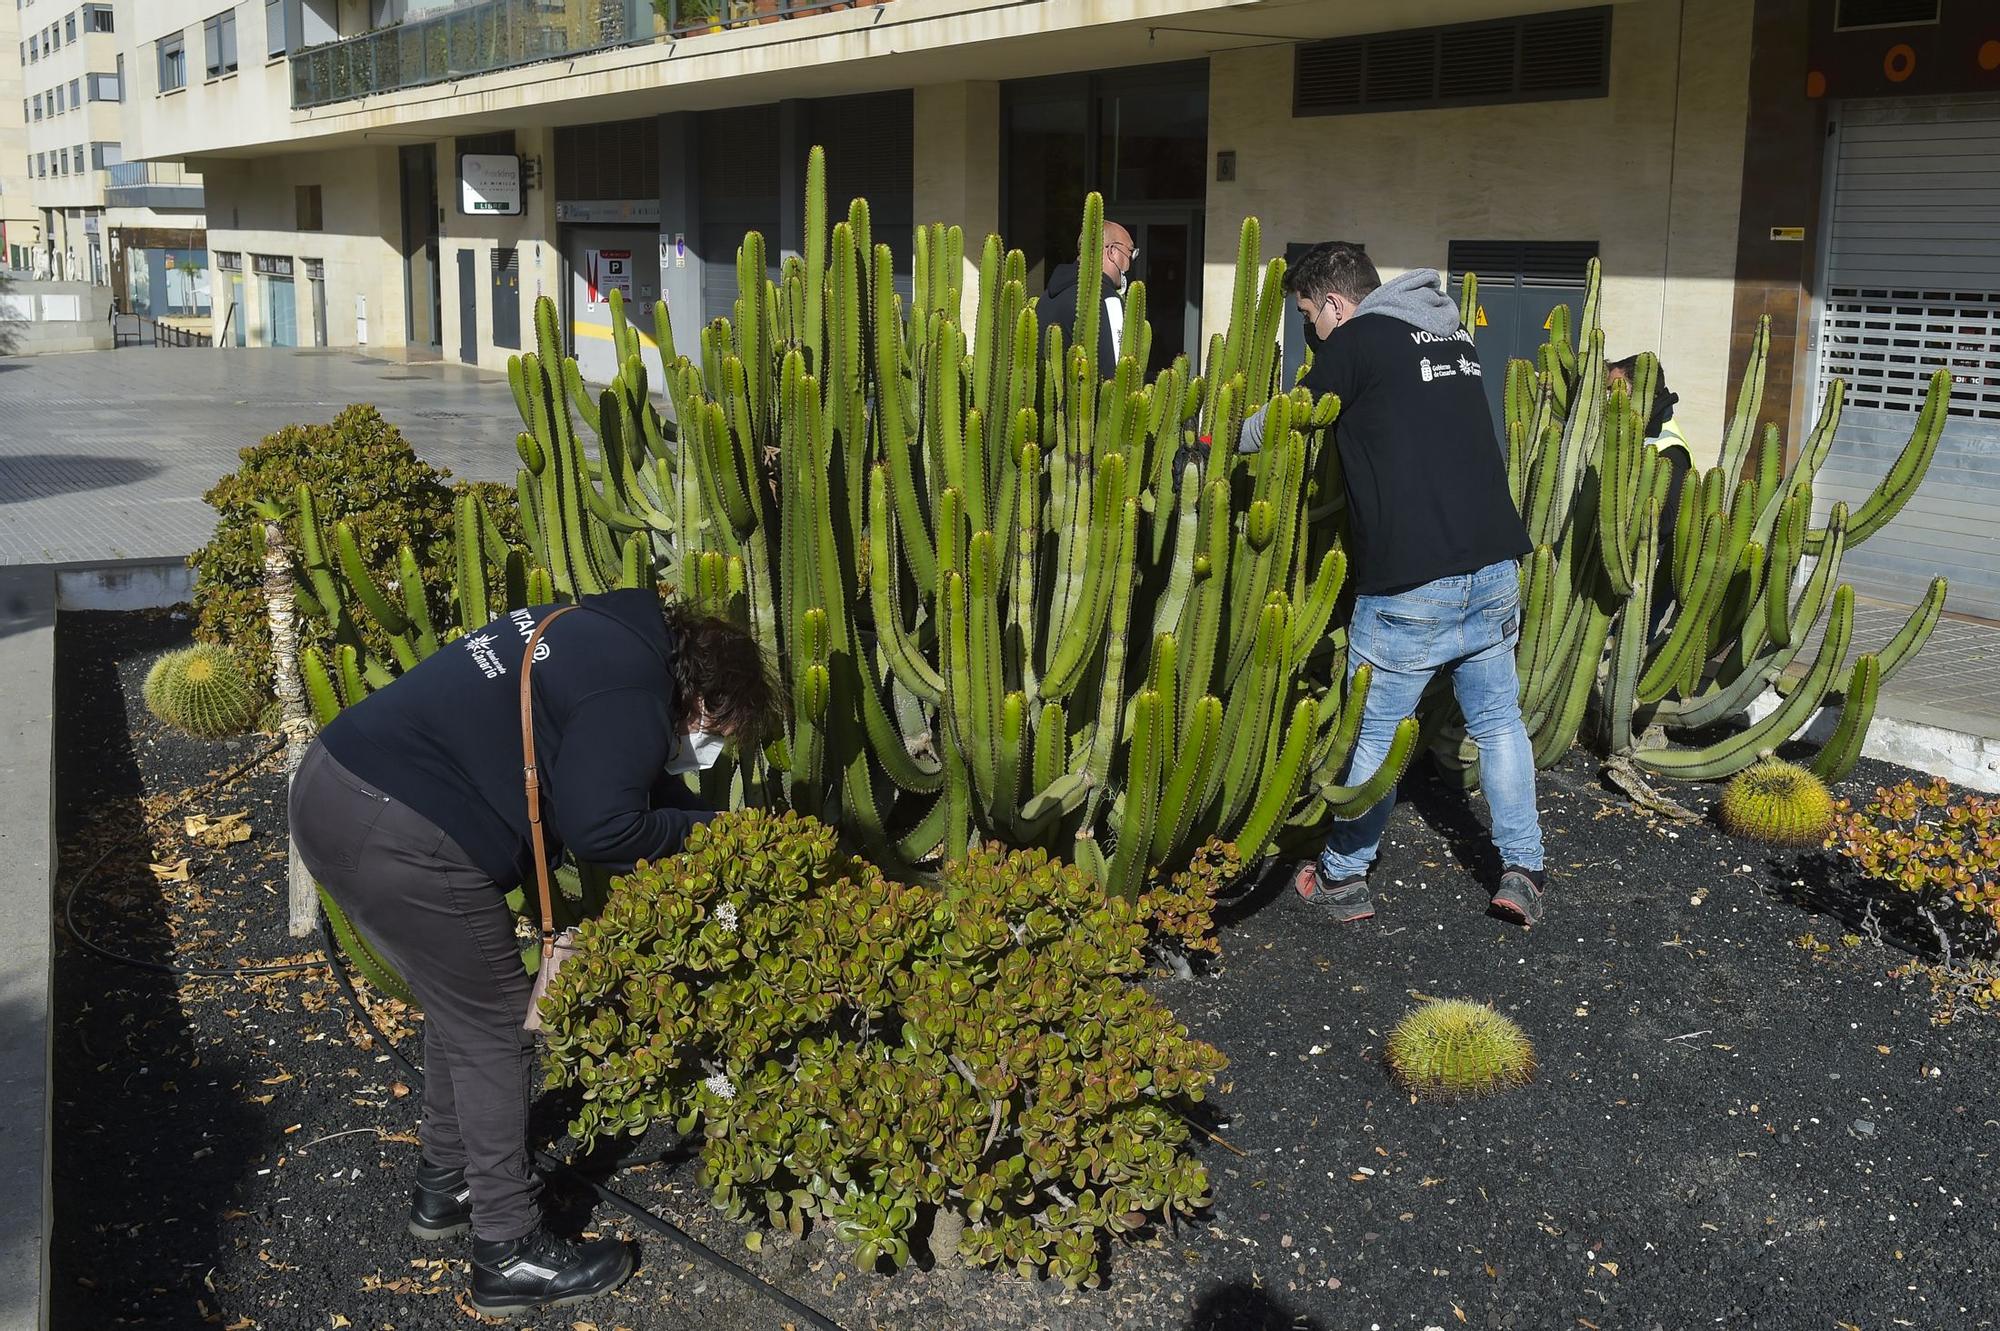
top-left (1812, 95), bottom-right (2000, 619)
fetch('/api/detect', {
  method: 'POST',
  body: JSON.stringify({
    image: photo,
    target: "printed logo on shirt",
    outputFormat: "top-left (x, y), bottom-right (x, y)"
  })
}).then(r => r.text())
top-left (510, 608), bottom-right (553, 662)
top-left (1409, 328), bottom-right (1475, 347)
top-left (464, 631), bottom-right (507, 679)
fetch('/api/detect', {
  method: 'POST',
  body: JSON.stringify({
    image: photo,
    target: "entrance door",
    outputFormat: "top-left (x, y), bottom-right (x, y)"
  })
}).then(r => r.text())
top-left (265, 277), bottom-right (298, 347)
top-left (309, 273), bottom-right (328, 347)
top-left (562, 226), bottom-right (663, 385)
top-left (457, 248), bottom-right (477, 365)
top-left (401, 143), bottom-right (441, 348)
top-left (1812, 96), bottom-right (2000, 619)
top-left (1113, 209), bottom-right (1202, 377)
top-left (1446, 240), bottom-right (1599, 436)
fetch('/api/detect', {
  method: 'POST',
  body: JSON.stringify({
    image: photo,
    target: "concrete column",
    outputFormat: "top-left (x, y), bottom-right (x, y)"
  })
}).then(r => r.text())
top-left (658, 112), bottom-right (703, 362)
top-left (913, 81), bottom-right (1000, 329)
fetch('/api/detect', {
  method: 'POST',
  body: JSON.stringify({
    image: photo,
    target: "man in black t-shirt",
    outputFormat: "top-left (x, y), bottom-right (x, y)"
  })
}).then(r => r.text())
top-left (1242, 242), bottom-right (1547, 927)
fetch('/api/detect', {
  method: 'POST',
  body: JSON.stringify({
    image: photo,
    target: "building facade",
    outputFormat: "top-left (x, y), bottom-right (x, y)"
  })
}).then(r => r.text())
top-left (9, 0), bottom-right (207, 317)
top-left (1, 1), bottom-right (40, 268)
top-left (109, 0), bottom-right (2000, 616)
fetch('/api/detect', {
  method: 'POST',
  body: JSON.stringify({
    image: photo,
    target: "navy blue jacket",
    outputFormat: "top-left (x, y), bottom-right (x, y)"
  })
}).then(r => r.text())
top-left (319, 589), bottom-right (712, 888)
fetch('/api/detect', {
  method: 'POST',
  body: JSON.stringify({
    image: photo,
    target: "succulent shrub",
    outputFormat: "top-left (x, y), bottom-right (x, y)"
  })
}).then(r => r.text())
top-left (1384, 999), bottom-right (1535, 1100)
top-left (1137, 839), bottom-right (1242, 957)
top-left (1719, 757), bottom-right (1836, 847)
top-left (1830, 779), bottom-right (2000, 941)
top-left (189, 405), bottom-right (458, 692)
top-left (541, 809), bottom-right (1227, 1288)
top-left (143, 644), bottom-right (262, 739)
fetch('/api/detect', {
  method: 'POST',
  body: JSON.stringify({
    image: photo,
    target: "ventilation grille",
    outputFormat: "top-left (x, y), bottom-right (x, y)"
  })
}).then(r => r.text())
top-left (492, 246), bottom-right (518, 274)
top-left (1447, 240), bottom-right (1599, 289)
top-left (555, 118), bottom-right (659, 204)
top-left (1295, 7), bottom-right (1610, 117)
top-left (1833, 0), bottom-right (1941, 30)
top-left (1818, 287), bottom-right (2000, 421)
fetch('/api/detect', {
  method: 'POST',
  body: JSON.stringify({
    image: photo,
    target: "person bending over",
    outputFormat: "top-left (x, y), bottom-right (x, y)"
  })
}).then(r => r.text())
top-left (1241, 242), bottom-right (1546, 927)
top-left (289, 590), bottom-right (778, 1316)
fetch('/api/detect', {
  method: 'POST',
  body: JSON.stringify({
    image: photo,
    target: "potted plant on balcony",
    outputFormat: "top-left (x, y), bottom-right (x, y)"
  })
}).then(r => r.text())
top-left (654, 0), bottom-right (722, 34)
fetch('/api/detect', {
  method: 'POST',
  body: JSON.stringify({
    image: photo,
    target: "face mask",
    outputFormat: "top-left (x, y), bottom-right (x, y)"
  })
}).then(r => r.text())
top-left (666, 728), bottom-right (727, 774)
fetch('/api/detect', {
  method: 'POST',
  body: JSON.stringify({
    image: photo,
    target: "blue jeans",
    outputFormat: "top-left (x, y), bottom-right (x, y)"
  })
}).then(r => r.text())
top-left (1320, 558), bottom-right (1544, 880)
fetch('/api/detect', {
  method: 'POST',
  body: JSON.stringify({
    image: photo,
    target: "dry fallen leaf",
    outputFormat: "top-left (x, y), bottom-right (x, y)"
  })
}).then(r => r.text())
top-left (1600, 1260), bottom-right (1619, 1276)
top-left (330, 1317), bottom-right (352, 1329)
top-left (391, 1082), bottom-right (410, 1099)
top-left (1452, 1304), bottom-right (1467, 1323)
top-left (149, 859), bottom-right (192, 883)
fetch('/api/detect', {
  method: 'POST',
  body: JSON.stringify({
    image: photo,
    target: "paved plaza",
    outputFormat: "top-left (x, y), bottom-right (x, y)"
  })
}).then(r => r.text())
top-left (0, 345), bottom-right (1994, 745)
top-left (0, 347), bottom-right (523, 567)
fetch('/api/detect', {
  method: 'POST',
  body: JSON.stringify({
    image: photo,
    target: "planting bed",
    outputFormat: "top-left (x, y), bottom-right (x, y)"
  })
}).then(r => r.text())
top-left (53, 610), bottom-right (2000, 1331)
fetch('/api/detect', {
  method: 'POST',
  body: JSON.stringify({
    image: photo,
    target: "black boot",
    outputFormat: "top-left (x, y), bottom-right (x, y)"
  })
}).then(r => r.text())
top-left (408, 1159), bottom-right (473, 1240)
top-left (470, 1228), bottom-right (634, 1317)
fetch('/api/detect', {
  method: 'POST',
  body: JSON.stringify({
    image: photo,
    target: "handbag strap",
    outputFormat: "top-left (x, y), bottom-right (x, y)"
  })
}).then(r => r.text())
top-left (520, 605), bottom-right (581, 951)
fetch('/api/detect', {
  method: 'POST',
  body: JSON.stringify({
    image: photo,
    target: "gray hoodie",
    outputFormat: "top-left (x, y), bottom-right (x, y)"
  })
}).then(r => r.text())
top-left (1238, 268), bottom-right (1463, 452)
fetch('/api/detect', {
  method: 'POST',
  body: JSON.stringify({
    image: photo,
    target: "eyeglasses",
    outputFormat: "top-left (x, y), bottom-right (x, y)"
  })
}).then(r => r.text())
top-left (1105, 240), bottom-right (1139, 262)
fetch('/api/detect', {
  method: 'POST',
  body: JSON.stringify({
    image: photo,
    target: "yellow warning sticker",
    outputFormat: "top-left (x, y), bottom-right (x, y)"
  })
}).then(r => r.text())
top-left (1542, 309), bottom-right (1558, 331)
top-left (1474, 305), bottom-right (1488, 327)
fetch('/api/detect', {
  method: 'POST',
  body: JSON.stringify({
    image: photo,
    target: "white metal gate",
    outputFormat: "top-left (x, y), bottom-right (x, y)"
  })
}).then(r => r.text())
top-left (1812, 95), bottom-right (2000, 620)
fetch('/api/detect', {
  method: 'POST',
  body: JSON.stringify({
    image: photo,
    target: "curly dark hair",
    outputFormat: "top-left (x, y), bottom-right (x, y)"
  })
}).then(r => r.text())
top-left (661, 603), bottom-right (785, 753)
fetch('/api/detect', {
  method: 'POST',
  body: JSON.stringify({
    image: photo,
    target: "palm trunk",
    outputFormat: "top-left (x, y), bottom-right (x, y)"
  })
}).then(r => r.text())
top-left (265, 518), bottom-right (319, 937)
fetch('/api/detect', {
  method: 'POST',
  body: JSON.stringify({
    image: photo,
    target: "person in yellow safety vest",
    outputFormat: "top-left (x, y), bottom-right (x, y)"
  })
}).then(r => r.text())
top-left (1607, 355), bottom-right (1693, 638)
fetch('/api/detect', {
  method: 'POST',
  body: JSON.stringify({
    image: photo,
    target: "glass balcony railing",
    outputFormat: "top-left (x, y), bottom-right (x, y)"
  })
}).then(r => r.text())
top-left (105, 161), bottom-right (206, 207)
top-left (290, 0), bottom-right (651, 110)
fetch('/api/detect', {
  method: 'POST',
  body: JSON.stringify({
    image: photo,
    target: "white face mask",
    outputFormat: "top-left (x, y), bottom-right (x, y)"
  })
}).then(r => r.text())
top-left (666, 728), bottom-right (727, 775)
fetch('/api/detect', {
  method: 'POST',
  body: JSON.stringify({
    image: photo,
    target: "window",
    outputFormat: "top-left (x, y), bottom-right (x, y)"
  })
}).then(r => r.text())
top-left (88, 71), bottom-right (121, 101)
top-left (57, 149), bottom-right (67, 176)
top-left (204, 10), bottom-right (238, 79)
top-left (47, 22), bottom-right (57, 50)
top-left (158, 32), bottom-right (187, 92)
top-left (75, 143), bottom-right (85, 175)
top-left (28, 32), bottom-right (37, 60)
top-left (90, 142), bottom-right (121, 170)
top-left (30, 94), bottom-right (40, 120)
top-left (265, 0), bottom-right (286, 58)
top-left (64, 12), bottom-right (75, 40)
top-left (85, 4), bottom-right (114, 34)
top-left (69, 78), bottom-right (79, 106)
top-left (295, 184), bottom-right (323, 231)
top-left (1295, 6), bottom-right (1612, 116)
top-left (53, 85), bottom-right (63, 113)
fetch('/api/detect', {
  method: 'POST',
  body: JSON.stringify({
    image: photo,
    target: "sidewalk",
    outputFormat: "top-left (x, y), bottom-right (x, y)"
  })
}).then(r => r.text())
top-left (0, 347), bottom-right (522, 567)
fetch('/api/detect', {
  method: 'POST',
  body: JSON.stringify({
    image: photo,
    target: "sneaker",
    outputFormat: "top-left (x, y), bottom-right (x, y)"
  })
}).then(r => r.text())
top-left (408, 1160), bottom-right (473, 1241)
top-left (470, 1228), bottom-right (634, 1318)
top-left (1491, 866), bottom-right (1548, 927)
top-left (1293, 863), bottom-right (1375, 922)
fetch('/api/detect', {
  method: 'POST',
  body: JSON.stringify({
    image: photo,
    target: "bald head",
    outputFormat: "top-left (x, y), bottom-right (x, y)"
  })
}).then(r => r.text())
top-left (1102, 222), bottom-right (1135, 289)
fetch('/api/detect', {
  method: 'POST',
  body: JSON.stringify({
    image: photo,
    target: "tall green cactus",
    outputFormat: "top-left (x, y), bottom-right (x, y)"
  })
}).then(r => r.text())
top-left (542, 149), bottom-right (1417, 895)
top-left (1448, 257), bottom-right (1950, 801)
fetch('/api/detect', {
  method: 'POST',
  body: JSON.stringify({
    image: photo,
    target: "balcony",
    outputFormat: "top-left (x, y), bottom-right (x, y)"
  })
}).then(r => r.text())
top-left (105, 162), bottom-right (206, 211)
top-left (289, 0), bottom-right (653, 110)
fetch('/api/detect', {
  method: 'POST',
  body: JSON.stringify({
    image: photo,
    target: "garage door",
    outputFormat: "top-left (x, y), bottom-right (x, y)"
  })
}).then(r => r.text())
top-left (1813, 95), bottom-right (2000, 620)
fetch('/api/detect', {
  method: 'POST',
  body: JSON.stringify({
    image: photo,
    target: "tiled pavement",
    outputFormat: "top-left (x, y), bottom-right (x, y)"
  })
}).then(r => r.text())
top-left (0, 347), bottom-right (522, 566)
top-left (1, 345), bottom-right (1994, 744)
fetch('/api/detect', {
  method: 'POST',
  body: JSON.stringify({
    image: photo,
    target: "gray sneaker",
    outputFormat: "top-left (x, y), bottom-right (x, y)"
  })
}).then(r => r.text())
top-left (1491, 866), bottom-right (1547, 927)
top-left (1293, 863), bottom-right (1375, 922)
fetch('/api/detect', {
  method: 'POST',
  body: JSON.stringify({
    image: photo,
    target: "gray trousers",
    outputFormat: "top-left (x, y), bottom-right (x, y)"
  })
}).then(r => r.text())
top-left (289, 742), bottom-right (542, 1241)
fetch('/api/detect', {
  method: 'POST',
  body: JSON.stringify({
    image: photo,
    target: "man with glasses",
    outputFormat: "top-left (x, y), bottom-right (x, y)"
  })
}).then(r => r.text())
top-left (1038, 220), bottom-right (1136, 379)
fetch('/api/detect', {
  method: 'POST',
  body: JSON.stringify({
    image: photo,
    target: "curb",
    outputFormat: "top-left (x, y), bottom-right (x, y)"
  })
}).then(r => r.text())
top-left (1745, 689), bottom-right (2000, 794)
top-left (0, 566), bottom-right (56, 1331)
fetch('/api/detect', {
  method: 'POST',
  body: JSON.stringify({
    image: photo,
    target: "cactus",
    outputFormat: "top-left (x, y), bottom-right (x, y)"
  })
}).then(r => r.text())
top-left (1718, 757), bottom-right (1836, 847)
top-left (143, 645), bottom-right (262, 739)
top-left (1447, 256), bottom-right (1949, 799)
top-left (487, 149), bottom-right (1420, 895)
top-left (1385, 999), bottom-right (1536, 1099)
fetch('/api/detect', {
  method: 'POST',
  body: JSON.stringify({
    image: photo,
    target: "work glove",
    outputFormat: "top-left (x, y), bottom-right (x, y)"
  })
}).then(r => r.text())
top-left (1237, 403), bottom-right (1269, 454)
top-left (1171, 435), bottom-right (1212, 480)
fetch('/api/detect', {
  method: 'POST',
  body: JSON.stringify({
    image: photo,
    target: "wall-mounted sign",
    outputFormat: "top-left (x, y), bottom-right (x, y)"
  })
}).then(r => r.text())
top-left (461, 154), bottom-right (522, 216)
top-left (252, 254), bottom-right (294, 278)
top-left (586, 249), bottom-right (634, 308)
top-left (555, 199), bottom-right (660, 225)
top-left (1769, 226), bottom-right (1806, 242)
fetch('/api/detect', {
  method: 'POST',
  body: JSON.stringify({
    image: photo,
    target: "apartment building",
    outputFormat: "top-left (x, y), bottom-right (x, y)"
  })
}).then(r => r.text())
top-left (0, 1), bottom-right (37, 268)
top-left (11, 0), bottom-right (207, 316)
top-left (112, 0), bottom-right (2000, 619)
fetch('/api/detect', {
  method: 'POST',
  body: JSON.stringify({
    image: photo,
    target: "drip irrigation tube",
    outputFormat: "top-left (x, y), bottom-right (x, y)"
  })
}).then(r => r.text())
top-left (63, 733), bottom-right (850, 1330)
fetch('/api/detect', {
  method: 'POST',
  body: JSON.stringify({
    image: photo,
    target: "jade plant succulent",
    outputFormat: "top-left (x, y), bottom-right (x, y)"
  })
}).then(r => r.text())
top-left (539, 808), bottom-right (1226, 1287)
